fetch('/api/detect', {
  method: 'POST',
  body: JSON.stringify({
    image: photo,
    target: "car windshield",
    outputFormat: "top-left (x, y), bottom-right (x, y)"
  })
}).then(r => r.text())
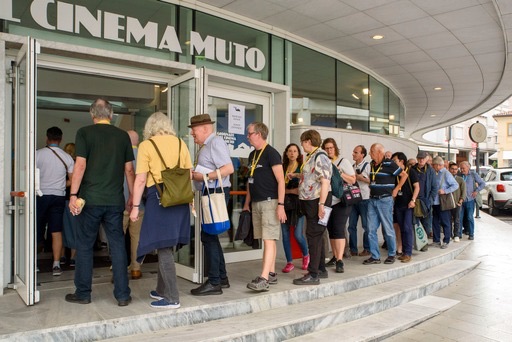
top-left (500, 172), bottom-right (512, 181)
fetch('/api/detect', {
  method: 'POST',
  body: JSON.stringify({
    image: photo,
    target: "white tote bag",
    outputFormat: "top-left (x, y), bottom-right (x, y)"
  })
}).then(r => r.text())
top-left (201, 169), bottom-right (231, 235)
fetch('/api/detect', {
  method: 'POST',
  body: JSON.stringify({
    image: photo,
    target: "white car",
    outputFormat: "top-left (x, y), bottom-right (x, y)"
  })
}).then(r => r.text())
top-left (481, 168), bottom-right (512, 216)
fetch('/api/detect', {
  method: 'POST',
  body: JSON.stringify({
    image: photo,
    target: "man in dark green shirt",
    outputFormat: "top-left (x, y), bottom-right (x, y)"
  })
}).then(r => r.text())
top-left (65, 98), bottom-right (135, 306)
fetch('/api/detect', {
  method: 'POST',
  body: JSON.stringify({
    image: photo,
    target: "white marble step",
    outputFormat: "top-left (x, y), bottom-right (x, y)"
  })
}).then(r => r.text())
top-left (105, 259), bottom-right (478, 342)
top-left (288, 296), bottom-right (460, 341)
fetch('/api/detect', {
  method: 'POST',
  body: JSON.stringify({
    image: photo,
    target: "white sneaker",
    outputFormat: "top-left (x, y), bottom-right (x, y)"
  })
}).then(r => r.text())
top-left (454, 236), bottom-right (460, 242)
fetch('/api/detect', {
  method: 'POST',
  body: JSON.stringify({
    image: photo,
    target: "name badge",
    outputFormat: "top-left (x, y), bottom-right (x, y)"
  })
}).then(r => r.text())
top-left (371, 181), bottom-right (376, 185)
top-left (248, 177), bottom-right (254, 184)
top-left (397, 191), bottom-right (403, 196)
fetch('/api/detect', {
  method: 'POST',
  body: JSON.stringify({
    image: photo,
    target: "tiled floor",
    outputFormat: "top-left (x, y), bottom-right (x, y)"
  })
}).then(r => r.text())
top-left (0, 211), bottom-right (510, 341)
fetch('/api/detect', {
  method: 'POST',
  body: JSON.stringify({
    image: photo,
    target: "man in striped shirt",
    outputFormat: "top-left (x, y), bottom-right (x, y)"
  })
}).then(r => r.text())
top-left (363, 143), bottom-right (408, 265)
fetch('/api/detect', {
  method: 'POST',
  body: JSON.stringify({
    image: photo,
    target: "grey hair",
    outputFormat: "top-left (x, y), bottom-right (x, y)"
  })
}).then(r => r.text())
top-left (143, 112), bottom-right (176, 140)
top-left (432, 156), bottom-right (444, 165)
top-left (90, 98), bottom-right (113, 120)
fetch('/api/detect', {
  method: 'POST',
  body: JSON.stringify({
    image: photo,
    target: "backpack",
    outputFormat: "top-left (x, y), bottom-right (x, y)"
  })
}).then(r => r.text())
top-left (314, 152), bottom-right (344, 198)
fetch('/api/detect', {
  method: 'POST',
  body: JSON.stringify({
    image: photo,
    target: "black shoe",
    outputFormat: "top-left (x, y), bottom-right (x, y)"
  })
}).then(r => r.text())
top-left (335, 260), bottom-right (344, 273)
top-left (384, 256), bottom-right (395, 264)
top-left (325, 257), bottom-right (336, 267)
top-left (65, 293), bottom-right (91, 305)
top-left (118, 296), bottom-right (132, 307)
top-left (468, 236), bottom-right (474, 240)
top-left (191, 281), bottom-right (223, 296)
top-left (220, 277), bottom-right (230, 288)
top-left (318, 269), bottom-right (329, 279)
top-left (293, 274), bottom-right (320, 285)
top-left (363, 257), bottom-right (381, 265)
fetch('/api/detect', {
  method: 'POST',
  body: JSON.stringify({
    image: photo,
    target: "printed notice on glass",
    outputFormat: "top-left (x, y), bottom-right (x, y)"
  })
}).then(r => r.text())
top-left (318, 206), bottom-right (332, 226)
top-left (228, 103), bottom-right (245, 135)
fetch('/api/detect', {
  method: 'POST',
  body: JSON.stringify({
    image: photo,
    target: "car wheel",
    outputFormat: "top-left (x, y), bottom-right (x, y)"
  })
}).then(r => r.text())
top-left (488, 196), bottom-right (499, 216)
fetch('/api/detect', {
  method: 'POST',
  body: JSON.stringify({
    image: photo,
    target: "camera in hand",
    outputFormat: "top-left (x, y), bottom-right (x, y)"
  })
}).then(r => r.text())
top-left (356, 169), bottom-right (362, 174)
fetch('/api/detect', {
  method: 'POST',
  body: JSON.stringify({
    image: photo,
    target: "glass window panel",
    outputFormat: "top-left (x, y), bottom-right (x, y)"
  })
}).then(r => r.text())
top-left (271, 36), bottom-right (285, 84)
top-left (389, 91), bottom-right (400, 137)
top-left (336, 61), bottom-right (369, 131)
top-left (194, 12), bottom-right (269, 80)
top-left (508, 123), bottom-right (512, 136)
top-left (369, 77), bottom-right (389, 134)
top-left (291, 43), bottom-right (335, 127)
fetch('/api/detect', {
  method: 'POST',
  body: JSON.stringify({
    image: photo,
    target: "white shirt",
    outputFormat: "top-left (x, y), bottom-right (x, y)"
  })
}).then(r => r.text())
top-left (354, 159), bottom-right (371, 200)
top-left (36, 146), bottom-right (74, 196)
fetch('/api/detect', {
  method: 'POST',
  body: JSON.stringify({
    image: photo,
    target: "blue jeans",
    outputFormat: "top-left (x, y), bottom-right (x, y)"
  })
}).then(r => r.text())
top-left (201, 188), bottom-right (229, 285)
top-left (281, 215), bottom-right (308, 262)
top-left (460, 200), bottom-right (475, 238)
top-left (75, 205), bottom-right (130, 301)
top-left (367, 196), bottom-right (396, 259)
top-left (348, 199), bottom-right (370, 252)
top-left (432, 205), bottom-right (451, 244)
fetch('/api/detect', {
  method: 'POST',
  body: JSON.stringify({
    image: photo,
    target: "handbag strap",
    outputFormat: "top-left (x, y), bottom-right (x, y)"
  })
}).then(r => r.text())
top-left (202, 169), bottom-right (224, 195)
top-left (147, 137), bottom-right (183, 197)
top-left (46, 146), bottom-right (68, 173)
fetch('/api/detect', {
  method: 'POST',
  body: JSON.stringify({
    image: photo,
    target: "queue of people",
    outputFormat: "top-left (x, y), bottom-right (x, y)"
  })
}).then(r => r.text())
top-left (37, 99), bottom-right (484, 310)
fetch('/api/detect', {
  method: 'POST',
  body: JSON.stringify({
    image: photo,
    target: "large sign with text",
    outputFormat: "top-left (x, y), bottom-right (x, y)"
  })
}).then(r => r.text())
top-left (0, 0), bottom-right (266, 71)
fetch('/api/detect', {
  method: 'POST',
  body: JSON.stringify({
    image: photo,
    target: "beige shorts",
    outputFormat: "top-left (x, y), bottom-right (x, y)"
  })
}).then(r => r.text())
top-left (252, 199), bottom-right (281, 240)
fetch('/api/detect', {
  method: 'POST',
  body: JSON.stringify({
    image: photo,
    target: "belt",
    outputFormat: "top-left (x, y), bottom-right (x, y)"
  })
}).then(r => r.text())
top-left (370, 194), bottom-right (391, 199)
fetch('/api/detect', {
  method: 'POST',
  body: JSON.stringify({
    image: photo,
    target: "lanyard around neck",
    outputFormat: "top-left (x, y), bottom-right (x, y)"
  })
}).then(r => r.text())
top-left (371, 162), bottom-right (383, 182)
top-left (250, 143), bottom-right (267, 177)
top-left (301, 147), bottom-right (319, 173)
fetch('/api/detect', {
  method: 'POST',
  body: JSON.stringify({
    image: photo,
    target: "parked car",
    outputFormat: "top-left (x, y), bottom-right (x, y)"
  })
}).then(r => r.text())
top-left (481, 168), bottom-right (512, 216)
top-left (471, 165), bottom-right (493, 179)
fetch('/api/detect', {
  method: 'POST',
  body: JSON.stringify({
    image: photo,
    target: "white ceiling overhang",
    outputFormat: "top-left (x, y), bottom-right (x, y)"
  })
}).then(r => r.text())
top-left (183, 0), bottom-right (512, 144)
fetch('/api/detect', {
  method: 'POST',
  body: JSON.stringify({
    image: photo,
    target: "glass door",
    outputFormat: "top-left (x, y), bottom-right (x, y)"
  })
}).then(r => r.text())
top-left (12, 37), bottom-right (39, 305)
top-left (207, 86), bottom-right (271, 263)
top-left (168, 69), bottom-right (204, 282)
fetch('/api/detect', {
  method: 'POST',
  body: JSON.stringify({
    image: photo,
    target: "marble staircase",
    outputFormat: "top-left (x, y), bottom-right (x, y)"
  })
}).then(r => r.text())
top-left (0, 242), bottom-right (477, 342)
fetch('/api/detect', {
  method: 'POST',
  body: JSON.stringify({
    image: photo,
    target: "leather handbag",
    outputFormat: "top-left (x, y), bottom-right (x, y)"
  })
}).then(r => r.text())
top-left (148, 138), bottom-right (193, 207)
top-left (440, 193), bottom-right (456, 211)
top-left (439, 171), bottom-right (456, 211)
top-left (201, 170), bottom-right (230, 235)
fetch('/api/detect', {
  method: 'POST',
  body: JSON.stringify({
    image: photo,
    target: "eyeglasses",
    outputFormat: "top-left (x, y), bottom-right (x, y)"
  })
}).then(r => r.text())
top-left (247, 131), bottom-right (258, 137)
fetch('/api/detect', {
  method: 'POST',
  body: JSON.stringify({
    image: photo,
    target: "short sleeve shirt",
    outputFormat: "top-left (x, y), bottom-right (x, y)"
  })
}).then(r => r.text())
top-left (331, 156), bottom-right (356, 205)
top-left (354, 160), bottom-right (371, 200)
top-left (369, 158), bottom-right (402, 197)
top-left (395, 167), bottom-right (419, 208)
top-left (299, 148), bottom-right (332, 201)
top-left (136, 134), bottom-right (193, 187)
top-left (193, 133), bottom-right (232, 190)
top-left (36, 146), bottom-right (74, 196)
top-left (247, 144), bottom-right (282, 202)
top-left (75, 124), bottom-right (134, 206)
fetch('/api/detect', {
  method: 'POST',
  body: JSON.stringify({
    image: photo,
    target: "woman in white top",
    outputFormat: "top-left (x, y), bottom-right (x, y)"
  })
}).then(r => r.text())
top-left (321, 138), bottom-right (356, 273)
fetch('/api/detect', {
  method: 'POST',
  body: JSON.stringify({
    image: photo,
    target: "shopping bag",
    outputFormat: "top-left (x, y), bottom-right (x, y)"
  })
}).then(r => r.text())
top-left (414, 219), bottom-right (428, 251)
top-left (201, 170), bottom-right (230, 235)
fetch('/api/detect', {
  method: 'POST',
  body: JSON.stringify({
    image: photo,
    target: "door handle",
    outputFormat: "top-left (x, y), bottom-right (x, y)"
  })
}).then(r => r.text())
top-left (10, 191), bottom-right (25, 197)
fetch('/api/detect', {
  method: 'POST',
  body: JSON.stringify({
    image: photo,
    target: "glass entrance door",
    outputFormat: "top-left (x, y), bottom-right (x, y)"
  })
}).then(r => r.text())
top-left (168, 70), bottom-right (204, 282)
top-left (12, 37), bottom-right (39, 305)
top-left (207, 86), bottom-right (271, 263)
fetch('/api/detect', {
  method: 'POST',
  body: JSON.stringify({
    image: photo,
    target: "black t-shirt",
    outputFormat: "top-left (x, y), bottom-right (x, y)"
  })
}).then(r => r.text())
top-left (248, 144), bottom-right (282, 202)
top-left (395, 168), bottom-right (419, 208)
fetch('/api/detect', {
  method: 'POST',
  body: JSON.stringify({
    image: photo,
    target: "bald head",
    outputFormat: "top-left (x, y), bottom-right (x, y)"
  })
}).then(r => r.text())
top-left (370, 143), bottom-right (385, 164)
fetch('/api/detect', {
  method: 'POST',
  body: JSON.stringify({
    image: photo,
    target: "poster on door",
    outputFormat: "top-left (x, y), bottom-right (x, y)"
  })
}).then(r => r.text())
top-left (228, 103), bottom-right (245, 135)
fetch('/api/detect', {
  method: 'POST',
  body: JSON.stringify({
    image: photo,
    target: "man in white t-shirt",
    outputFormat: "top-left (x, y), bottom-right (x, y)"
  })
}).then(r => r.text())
top-left (348, 145), bottom-right (371, 256)
top-left (36, 127), bottom-right (74, 276)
